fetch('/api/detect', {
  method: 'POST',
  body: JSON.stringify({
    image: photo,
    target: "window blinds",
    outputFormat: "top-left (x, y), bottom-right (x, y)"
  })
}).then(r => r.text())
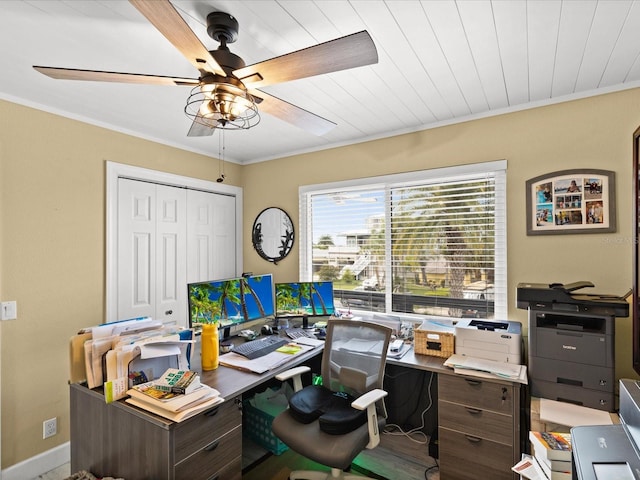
top-left (299, 161), bottom-right (507, 320)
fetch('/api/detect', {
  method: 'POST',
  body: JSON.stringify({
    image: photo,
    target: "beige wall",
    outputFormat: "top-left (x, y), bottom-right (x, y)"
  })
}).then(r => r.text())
top-left (243, 88), bottom-right (640, 400)
top-left (1, 87), bottom-right (640, 469)
top-left (0, 100), bottom-right (243, 467)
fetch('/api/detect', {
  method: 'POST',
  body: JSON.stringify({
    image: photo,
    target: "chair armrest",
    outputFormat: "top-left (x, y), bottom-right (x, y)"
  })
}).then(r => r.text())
top-left (351, 389), bottom-right (388, 450)
top-left (275, 365), bottom-right (311, 392)
top-left (351, 388), bottom-right (387, 410)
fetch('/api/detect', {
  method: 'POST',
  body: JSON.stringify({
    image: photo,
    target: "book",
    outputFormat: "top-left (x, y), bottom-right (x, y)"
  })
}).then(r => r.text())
top-left (126, 390), bottom-right (224, 422)
top-left (127, 382), bottom-right (215, 412)
top-left (531, 442), bottom-right (572, 473)
top-left (532, 455), bottom-right (571, 480)
top-left (529, 431), bottom-right (572, 462)
top-left (155, 368), bottom-right (200, 395)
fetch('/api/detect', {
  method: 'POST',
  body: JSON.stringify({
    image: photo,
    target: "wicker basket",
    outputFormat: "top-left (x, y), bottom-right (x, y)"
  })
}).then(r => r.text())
top-left (414, 321), bottom-right (455, 357)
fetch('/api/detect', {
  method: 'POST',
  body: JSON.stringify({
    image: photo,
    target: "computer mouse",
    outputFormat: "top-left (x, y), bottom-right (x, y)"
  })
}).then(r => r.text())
top-left (316, 328), bottom-right (326, 339)
top-left (261, 325), bottom-right (274, 335)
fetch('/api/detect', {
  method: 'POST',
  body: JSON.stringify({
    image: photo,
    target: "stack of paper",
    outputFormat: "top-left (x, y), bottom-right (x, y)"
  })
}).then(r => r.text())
top-left (219, 342), bottom-right (314, 374)
top-left (444, 353), bottom-right (528, 384)
top-left (69, 317), bottom-right (195, 402)
top-left (539, 398), bottom-right (613, 427)
top-left (126, 381), bottom-right (224, 422)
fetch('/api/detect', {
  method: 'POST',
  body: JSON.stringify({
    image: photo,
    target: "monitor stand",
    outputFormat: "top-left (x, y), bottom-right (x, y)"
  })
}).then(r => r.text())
top-left (302, 315), bottom-right (313, 330)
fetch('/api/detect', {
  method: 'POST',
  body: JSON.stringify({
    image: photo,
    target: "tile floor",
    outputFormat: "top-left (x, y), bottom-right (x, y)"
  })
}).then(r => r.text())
top-left (33, 463), bottom-right (70, 480)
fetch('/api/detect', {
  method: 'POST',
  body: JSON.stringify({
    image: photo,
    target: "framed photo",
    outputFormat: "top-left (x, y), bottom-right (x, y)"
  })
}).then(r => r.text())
top-left (526, 169), bottom-right (616, 235)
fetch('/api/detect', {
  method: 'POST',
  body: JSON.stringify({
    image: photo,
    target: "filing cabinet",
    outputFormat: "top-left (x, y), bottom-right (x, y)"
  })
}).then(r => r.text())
top-left (438, 374), bottom-right (521, 480)
top-left (70, 384), bottom-right (242, 480)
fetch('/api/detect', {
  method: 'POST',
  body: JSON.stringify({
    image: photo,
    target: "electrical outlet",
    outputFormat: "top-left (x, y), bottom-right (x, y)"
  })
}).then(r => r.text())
top-left (43, 418), bottom-right (57, 439)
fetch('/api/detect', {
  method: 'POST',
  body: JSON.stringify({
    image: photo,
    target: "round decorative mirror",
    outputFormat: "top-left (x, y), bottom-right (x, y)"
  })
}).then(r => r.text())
top-left (252, 207), bottom-right (295, 264)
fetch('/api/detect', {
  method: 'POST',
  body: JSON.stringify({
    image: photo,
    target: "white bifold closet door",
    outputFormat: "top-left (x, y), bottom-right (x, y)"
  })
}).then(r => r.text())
top-left (117, 178), bottom-right (236, 327)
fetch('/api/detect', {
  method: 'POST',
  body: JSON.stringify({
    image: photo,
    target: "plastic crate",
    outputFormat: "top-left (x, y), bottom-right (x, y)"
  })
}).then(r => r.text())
top-left (414, 320), bottom-right (455, 357)
top-left (242, 400), bottom-right (289, 455)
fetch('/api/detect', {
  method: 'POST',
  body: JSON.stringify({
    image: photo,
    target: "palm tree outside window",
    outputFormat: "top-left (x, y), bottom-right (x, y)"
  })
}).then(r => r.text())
top-left (299, 160), bottom-right (507, 321)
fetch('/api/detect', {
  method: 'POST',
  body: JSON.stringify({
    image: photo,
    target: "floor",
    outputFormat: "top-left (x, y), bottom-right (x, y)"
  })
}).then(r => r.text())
top-left (34, 431), bottom-right (439, 480)
top-left (33, 463), bottom-right (70, 480)
top-left (242, 430), bottom-right (439, 480)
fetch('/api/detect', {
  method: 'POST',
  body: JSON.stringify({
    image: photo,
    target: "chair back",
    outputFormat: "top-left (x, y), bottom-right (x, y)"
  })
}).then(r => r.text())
top-left (321, 319), bottom-right (392, 417)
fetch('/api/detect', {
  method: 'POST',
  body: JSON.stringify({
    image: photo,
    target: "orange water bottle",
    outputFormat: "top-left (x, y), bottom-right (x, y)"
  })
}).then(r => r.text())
top-left (201, 323), bottom-right (219, 371)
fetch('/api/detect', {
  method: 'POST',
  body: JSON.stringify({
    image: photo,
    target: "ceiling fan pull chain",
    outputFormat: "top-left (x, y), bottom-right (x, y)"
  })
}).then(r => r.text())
top-left (217, 129), bottom-right (225, 183)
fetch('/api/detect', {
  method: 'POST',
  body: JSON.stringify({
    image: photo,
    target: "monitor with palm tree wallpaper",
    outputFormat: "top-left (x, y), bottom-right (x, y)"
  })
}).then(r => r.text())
top-left (188, 274), bottom-right (275, 328)
top-left (275, 281), bottom-right (335, 319)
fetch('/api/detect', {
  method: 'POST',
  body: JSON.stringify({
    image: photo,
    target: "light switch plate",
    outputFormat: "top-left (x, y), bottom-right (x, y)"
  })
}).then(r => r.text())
top-left (1, 301), bottom-right (17, 320)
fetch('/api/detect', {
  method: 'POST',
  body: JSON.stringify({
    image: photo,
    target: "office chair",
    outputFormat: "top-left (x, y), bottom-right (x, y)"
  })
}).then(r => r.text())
top-left (272, 319), bottom-right (392, 480)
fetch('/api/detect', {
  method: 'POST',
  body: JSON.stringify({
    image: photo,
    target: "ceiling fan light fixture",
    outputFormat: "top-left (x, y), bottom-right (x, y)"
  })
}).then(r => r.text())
top-left (186, 81), bottom-right (259, 130)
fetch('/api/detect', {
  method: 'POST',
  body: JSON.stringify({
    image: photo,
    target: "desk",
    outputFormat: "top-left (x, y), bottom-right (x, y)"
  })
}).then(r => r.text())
top-left (70, 339), bottom-right (523, 480)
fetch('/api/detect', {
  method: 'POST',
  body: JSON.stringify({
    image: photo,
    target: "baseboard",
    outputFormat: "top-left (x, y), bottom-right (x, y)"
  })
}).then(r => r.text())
top-left (2, 442), bottom-right (70, 480)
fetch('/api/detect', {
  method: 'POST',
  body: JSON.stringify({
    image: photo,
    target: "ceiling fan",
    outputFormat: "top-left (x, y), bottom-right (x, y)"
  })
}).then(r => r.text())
top-left (33, 0), bottom-right (378, 137)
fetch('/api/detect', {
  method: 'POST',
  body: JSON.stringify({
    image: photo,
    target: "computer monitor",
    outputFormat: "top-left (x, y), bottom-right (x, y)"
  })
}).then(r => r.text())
top-left (275, 281), bottom-right (335, 327)
top-left (188, 274), bottom-right (275, 331)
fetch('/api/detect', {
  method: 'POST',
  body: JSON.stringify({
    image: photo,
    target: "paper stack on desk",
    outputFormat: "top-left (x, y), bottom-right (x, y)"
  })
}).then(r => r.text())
top-left (219, 342), bottom-right (314, 374)
top-left (444, 353), bottom-right (528, 384)
top-left (69, 317), bottom-right (195, 403)
top-left (126, 381), bottom-right (224, 422)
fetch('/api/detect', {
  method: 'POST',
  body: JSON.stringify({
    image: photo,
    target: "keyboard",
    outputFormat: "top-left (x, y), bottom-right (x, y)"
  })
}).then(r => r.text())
top-left (285, 328), bottom-right (318, 340)
top-left (232, 336), bottom-right (290, 360)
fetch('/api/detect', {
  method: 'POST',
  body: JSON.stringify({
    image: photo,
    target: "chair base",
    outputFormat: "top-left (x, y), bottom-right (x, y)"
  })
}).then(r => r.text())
top-left (289, 468), bottom-right (379, 480)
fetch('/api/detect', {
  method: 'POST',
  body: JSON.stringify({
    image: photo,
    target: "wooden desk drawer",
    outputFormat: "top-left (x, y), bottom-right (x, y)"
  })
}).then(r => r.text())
top-left (174, 426), bottom-right (241, 480)
top-left (439, 426), bottom-right (514, 480)
top-left (439, 400), bottom-right (513, 445)
top-left (174, 400), bottom-right (241, 463)
top-left (439, 374), bottom-right (513, 414)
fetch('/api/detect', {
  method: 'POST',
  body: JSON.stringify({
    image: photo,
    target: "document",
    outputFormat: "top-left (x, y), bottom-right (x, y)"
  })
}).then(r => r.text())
top-left (91, 336), bottom-right (117, 387)
top-left (444, 353), bottom-right (526, 382)
top-left (292, 336), bottom-right (324, 347)
top-left (336, 338), bottom-right (385, 353)
top-left (512, 454), bottom-right (545, 480)
top-left (69, 332), bottom-right (92, 384)
top-left (127, 383), bottom-right (218, 412)
top-left (452, 366), bottom-right (528, 384)
top-left (126, 391), bottom-right (224, 422)
top-left (539, 398), bottom-right (613, 427)
top-left (219, 343), bottom-right (314, 374)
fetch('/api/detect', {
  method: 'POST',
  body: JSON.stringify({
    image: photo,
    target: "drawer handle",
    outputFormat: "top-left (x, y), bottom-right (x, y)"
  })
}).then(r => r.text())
top-left (204, 406), bottom-right (220, 417)
top-left (465, 379), bottom-right (482, 386)
top-left (204, 440), bottom-right (220, 452)
top-left (465, 435), bottom-right (482, 443)
top-left (465, 407), bottom-right (482, 415)
top-left (206, 476), bottom-right (219, 480)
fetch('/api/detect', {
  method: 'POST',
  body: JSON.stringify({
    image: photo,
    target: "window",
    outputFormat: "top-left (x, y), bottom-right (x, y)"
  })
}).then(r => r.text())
top-left (299, 160), bottom-right (507, 320)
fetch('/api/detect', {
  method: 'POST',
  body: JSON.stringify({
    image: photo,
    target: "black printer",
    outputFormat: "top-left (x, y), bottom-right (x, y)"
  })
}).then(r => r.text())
top-left (517, 281), bottom-right (629, 412)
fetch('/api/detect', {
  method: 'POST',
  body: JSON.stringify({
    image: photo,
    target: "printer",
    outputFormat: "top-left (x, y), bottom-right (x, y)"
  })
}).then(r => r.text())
top-left (517, 281), bottom-right (628, 411)
top-left (454, 319), bottom-right (522, 364)
top-left (571, 379), bottom-right (640, 480)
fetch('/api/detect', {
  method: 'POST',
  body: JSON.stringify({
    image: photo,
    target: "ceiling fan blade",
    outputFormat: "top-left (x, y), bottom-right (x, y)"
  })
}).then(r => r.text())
top-left (33, 66), bottom-right (198, 86)
top-left (250, 89), bottom-right (336, 136)
top-left (235, 31), bottom-right (378, 88)
top-left (129, 0), bottom-right (226, 77)
top-left (187, 115), bottom-right (215, 137)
